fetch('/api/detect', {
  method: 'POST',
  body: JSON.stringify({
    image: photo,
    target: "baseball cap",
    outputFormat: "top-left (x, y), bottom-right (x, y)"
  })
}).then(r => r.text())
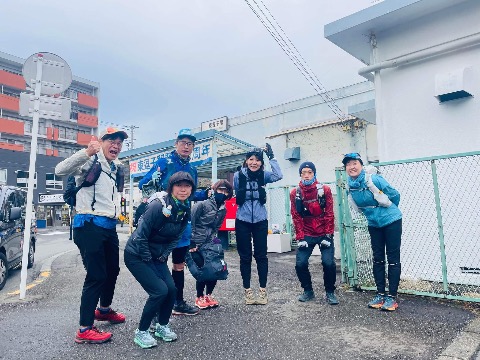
top-left (342, 152), bottom-right (363, 165)
top-left (99, 127), bottom-right (128, 140)
top-left (177, 128), bottom-right (196, 142)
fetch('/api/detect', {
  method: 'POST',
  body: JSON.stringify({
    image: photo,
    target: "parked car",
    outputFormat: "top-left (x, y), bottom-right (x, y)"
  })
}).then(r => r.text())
top-left (0, 186), bottom-right (37, 291)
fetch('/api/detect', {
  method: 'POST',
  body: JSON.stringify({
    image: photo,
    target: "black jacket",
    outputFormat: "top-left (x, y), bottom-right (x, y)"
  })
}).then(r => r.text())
top-left (125, 196), bottom-right (190, 262)
top-left (191, 197), bottom-right (226, 247)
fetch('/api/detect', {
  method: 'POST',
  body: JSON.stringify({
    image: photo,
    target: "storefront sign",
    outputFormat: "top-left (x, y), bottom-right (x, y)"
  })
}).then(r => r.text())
top-left (129, 140), bottom-right (213, 178)
top-left (201, 116), bottom-right (227, 132)
top-left (38, 193), bottom-right (64, 204)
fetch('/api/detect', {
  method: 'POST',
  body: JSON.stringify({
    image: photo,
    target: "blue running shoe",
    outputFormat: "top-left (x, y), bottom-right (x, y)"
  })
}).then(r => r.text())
top-left (367, 293), bottom-right (385, 309)
top-left (326, 292), bottom-right (339, 305)
top-left (381, 296), bottom-right (398, 311)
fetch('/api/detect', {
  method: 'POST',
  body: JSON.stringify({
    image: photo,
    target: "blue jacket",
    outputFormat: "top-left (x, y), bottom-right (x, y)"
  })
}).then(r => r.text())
top-left (233, 159), bottom-right (283, 223)
top-left (348, 170), bottom-right (402, 228)
top-left (138, 150), bottom-right (207, 247)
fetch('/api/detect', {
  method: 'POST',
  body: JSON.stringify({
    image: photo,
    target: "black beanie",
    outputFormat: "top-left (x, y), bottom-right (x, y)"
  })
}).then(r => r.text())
top-left (299, 161), bottom-right (316, 175)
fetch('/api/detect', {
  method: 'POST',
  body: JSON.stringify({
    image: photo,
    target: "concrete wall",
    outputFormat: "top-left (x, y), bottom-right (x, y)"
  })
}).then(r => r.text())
top-left (373, 1), bottom-right (480, 161)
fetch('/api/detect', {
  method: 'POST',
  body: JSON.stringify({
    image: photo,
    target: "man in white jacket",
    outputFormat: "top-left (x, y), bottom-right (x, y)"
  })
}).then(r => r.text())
top-left (55, 127), bottom-right (127, 344)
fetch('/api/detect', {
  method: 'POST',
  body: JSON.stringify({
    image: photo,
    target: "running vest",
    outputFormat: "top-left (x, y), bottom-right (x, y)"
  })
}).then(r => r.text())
top-left (236, 170), bottom-right (266, 206)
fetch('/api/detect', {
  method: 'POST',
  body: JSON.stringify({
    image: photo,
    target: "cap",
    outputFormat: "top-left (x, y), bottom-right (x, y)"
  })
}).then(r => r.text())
top-left (342, 152), bottom-right (364, 165)
top-left (299, 161), bottom-right (316, 175)
top-left (177, 128), bottom-right (196, 142)
top-left (167, 171), bottom-right (196, 194)
top-left (99, 127), bottom-right (128, 140)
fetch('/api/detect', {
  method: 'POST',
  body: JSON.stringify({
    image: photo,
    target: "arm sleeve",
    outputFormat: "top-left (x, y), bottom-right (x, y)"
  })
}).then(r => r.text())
top-left (134, 201), bottom-right (165, 261)
top-left (323, 186), bottom-right (335, 234)
top-left (290, 189), bottom-right (304, 241)
top-left (373, 176), bottom-right (400, 206)
top-left (264, 159), bottom-right (283, 184)
top-left (55, 149), bottom-right (90, 176)
top-left (139, 158), bottom-right (165, 189)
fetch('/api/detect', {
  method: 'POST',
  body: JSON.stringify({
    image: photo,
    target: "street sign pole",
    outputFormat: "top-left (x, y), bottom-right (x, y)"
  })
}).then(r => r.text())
top-left (19, 54), bottom-right (43, 299)
top-left (18, 52), bottom-right (72, 300)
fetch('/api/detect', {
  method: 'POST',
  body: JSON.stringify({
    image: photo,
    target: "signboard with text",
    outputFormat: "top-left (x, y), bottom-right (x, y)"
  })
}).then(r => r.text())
top-left (201, 116), bottom-right (227, 132)
top-left (129, 140), bottom-right (213, 178)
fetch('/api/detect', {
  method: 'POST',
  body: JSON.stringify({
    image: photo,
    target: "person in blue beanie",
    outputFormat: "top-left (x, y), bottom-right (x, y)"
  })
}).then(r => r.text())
top-left (343, 152), bottom-right (402, 311)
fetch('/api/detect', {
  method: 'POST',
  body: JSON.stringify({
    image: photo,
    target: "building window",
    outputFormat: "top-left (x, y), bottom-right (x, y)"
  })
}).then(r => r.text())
top-left (46, 173), bottom-right (63, 190)
top-left (0, 169), bottom-right (6, 185)
top-left (16, 170), bottom-right (37, 189)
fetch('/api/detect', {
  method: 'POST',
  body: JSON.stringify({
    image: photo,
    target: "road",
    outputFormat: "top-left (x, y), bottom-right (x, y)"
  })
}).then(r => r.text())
top-left (0, 228), bottom-right (75, 297)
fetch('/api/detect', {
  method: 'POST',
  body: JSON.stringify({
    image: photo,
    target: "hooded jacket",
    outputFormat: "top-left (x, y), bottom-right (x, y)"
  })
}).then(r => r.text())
top-left (348, 170), bottom-right (402, 228)
top-left (290, 180), bottom-right (334, 240)
top-left (55, 148), bottom-right (122, 218)
top-left (233, 158), bottom-right (283, 224)
top-left (124, 195), bottom-right (190, 261)
top-left (191, 196), bottom-right (227, 247)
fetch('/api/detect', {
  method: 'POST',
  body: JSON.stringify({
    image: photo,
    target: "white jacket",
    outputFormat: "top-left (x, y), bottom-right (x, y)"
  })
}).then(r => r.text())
top-left (55, 148), bottom-right (123, 218)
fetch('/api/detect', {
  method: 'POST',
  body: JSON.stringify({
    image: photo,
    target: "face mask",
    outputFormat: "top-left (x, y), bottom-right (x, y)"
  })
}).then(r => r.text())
top-left (301, 176), bottom-right (316, 186)
top-left (214, 192), bottom-right (227, 205)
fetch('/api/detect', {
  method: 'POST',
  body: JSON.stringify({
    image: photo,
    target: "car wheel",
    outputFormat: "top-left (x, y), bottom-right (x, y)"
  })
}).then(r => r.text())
top-left (0, 252), bottom-right (8, 291)
top-left (27, 241), bottom-right (35, 269)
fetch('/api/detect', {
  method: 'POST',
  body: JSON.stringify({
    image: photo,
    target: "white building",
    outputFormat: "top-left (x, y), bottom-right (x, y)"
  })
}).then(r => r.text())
top-left (325, 0), bottom-right (480, 161)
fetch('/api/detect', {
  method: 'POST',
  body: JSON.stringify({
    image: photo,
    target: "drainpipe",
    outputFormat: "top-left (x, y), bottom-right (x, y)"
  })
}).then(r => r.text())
top-left (359, 31), bottom-right (480, 79)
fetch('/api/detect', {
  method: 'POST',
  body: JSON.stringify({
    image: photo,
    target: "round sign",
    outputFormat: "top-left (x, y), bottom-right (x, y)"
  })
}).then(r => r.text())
top-left (22, 52), bottom-right (72, 96)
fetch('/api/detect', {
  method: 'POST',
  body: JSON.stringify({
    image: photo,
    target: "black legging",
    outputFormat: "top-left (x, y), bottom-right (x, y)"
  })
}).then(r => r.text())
top-left (235, 219), bottom-right (268, 289)
top-left (368, 219), bottom-right (402, 297)
top-left (124, 251), bottom-right (176, 331)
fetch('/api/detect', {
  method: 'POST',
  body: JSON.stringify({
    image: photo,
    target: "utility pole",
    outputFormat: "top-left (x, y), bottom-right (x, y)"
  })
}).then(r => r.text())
top-left (126, 124), bottom-right (139, 149)
top-left (99, 121), bottom-right (139, 149)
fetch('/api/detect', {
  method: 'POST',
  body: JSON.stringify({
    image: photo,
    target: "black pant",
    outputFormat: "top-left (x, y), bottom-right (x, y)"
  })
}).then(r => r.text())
top-left (124, 251), bottom-right (176, 331)
top-left (368, 219), bottom-right (402, 297)
top-left (235, 219), bottom-right (268, 289)
top-left (73, 220), bottom-right (120, 327)
top-left (191, 251), bottom-right (217, 297)
top-left (295, 236), bottom-right (336, 293)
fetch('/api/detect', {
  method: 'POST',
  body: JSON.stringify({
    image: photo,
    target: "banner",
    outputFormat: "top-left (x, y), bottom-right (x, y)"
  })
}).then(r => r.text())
top-left (129, 140), bottom-right (213, 178)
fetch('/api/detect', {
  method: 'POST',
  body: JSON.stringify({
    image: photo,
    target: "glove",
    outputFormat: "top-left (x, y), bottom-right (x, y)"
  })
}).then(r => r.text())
top-left (264, 143), bottom-right (274, 160)
top-left (320, 234), bottom-right (333, 249)
top-left (297, 240), bottom-right (308, 248)
top-left (152, 167), bottom-right (161, 182)
top-left (156, 255), bottom-right (167, 263)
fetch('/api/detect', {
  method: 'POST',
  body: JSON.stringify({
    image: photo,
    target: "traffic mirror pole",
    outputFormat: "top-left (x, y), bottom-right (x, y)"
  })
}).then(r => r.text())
top-left (19, 54), bottom-right (43, 299)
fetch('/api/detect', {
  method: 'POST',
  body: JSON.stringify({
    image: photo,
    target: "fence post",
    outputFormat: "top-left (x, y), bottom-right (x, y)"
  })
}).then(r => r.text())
top-left (284, 186), bottom-right (292, 240)
top-left (335, 169), bottom-right (347, 283)
top-left (336, 168), bottom-right (358, 287)
top-left (430, 159), bottom-right (449, 293)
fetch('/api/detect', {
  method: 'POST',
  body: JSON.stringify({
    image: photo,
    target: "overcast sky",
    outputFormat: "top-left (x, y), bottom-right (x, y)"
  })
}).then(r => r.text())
top-left (1, 0), bottom-right (374, 148)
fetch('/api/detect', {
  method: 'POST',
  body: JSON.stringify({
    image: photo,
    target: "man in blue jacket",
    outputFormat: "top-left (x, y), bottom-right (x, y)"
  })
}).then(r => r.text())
top-left (139, 128), bottom-right (208, 315)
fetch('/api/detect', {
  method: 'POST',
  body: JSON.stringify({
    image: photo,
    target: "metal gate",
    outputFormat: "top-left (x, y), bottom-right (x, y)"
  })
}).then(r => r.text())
top-left (336, 151), bottom-right (480, 302)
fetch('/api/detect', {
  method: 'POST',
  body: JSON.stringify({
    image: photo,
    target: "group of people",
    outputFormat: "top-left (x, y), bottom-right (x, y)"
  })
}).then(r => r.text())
top-left (55, 126), bottom-right (402, 349)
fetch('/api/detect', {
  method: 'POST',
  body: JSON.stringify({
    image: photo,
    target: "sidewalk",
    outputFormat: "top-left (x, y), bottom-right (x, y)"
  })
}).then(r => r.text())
top-left (0, 232), bottom-right (478, 359)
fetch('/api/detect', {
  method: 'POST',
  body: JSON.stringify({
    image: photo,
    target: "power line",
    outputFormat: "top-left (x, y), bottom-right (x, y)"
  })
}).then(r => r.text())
top-left (98, 121), bottom-right (139, 149)
top-left (243, 0), bottom-right (350, 124)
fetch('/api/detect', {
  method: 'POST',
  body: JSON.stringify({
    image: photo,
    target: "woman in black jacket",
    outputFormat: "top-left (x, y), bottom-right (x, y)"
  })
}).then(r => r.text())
top-left (124, 172), bottom-right (194, 349)
top-left (190, 180), bottom-right (233, 309)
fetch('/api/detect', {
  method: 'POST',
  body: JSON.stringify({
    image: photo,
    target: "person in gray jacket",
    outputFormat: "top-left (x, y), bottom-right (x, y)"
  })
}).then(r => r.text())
top-left (190, 180), bottom-right (233, 309)
top-left (124, 172), bottom-right (194, 349)
top-left (55, 127), bottom-right (128, 344)
top-left (234, 144), bottom-right (283, 305)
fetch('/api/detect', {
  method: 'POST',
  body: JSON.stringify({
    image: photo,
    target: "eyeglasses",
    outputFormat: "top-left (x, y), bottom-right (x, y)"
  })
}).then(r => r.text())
top-left (106, 139), bottom-right (123, 147)
top-left (177, 140), bottom-right (194, 147)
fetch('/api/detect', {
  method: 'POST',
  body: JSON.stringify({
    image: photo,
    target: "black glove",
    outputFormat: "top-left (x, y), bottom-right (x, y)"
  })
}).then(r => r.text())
top-left (157, 255), bottom-right (167, 263)
top-left (264, 143), bottom-right (274, 160)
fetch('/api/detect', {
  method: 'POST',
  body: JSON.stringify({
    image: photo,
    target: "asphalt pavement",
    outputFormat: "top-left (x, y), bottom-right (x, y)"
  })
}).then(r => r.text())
top-left (0, 228), bottom-right (479, 360)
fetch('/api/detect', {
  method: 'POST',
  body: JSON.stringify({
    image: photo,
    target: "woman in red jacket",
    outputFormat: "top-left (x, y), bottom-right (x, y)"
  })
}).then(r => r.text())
top-left (290, 162), bottom-right (339, 305)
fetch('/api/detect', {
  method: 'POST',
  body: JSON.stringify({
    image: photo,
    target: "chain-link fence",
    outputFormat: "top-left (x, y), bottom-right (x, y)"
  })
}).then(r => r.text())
top-left (336, 152), bottom-right (480, 302)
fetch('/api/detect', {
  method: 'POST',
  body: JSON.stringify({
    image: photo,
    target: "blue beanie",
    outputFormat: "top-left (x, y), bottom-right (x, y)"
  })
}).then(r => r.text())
top-left (299, 161), bottom-right (316, 175)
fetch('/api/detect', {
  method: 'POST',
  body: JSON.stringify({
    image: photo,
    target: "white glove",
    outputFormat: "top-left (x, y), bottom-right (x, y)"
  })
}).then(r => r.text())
top-left (297, 240), bottom-right (308, 248)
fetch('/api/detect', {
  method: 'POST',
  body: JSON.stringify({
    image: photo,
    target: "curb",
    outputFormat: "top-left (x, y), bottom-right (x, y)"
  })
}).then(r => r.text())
top-left (437, 316), bottom-right (480, 359)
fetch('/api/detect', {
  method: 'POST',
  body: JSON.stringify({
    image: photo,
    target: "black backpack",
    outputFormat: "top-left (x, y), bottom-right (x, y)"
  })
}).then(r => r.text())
top-left (185, 241), bottom-right (228, 282)
top-left (63, 154), bottom-right (101, 208)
